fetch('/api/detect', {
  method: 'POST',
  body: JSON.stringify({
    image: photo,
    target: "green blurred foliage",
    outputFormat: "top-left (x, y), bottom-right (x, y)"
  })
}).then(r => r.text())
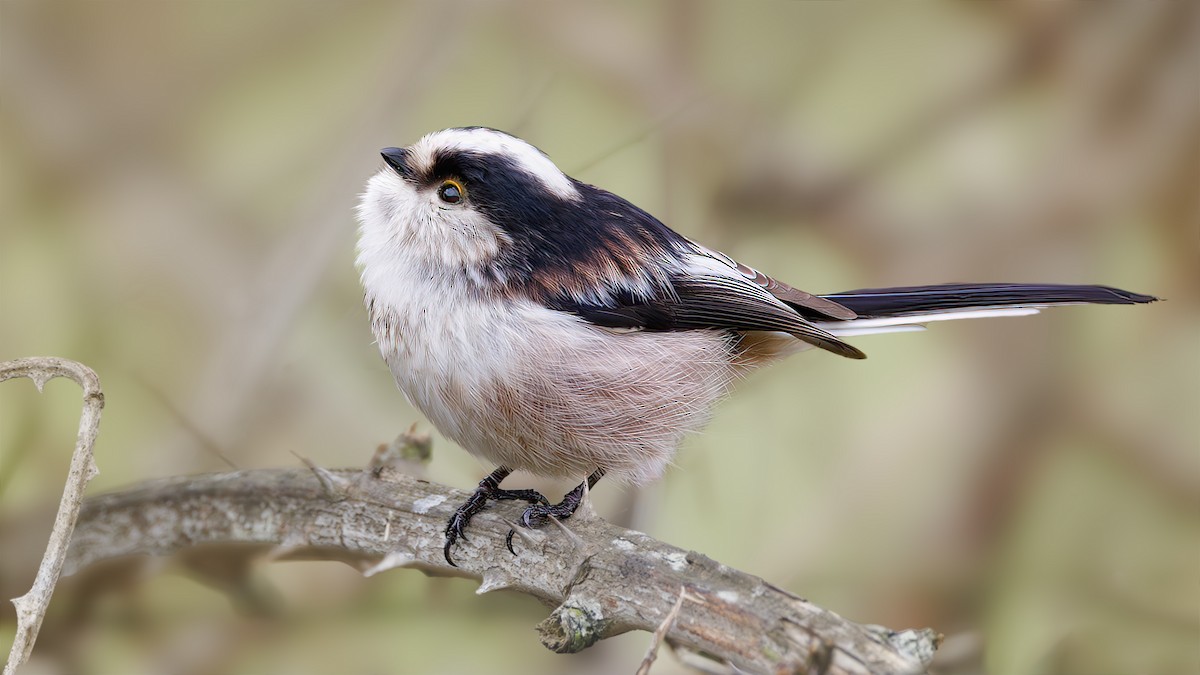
top-left (2, 1), bottom-right (1196, 673)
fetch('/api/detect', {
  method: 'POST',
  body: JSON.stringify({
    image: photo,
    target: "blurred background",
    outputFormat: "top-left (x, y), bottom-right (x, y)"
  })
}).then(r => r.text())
top-left (2, 1), bottom-right (1196, 673)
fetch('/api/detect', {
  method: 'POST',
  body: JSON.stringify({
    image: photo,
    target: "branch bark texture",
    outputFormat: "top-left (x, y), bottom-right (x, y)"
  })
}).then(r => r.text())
top-left (66, 467), bottom-right (938, 674)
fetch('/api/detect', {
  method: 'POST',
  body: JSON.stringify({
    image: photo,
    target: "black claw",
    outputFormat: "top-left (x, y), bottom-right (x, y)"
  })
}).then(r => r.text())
top-left (504, 469), bottom-right (607, 558)
top-left (441, 466), bottom-right (550, 565)
top-left (443, 508), bottom-right (473, 566)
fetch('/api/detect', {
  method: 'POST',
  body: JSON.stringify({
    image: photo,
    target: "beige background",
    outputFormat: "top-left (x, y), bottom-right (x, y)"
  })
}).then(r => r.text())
top-left (2, 2), bottom-right (1196, 673)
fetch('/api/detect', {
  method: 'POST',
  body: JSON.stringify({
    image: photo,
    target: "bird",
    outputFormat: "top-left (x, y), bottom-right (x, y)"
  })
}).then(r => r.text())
top-left (354, 126), bottom-right (1156, 566)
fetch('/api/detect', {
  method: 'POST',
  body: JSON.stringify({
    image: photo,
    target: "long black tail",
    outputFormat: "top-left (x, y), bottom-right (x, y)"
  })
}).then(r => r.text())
top-left (820, 283), bottom-right (1157, 319)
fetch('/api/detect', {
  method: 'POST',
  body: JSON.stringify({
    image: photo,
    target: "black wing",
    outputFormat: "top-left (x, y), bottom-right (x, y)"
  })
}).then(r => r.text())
top-left (550, 251), bottom-right (866, 360)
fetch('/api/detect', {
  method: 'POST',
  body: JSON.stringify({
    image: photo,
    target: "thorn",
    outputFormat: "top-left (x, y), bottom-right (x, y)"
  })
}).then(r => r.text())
top-left (28, 369), bottom-right (51, 393)
top-left (261, 544), bottom-right (302, 564)
top-left (547, 514), bottom-right (585, 550)
top-left (362, 548), bottom-right (416, 577)
top-left (476, 567), bottom-right (515, 595)
top-left (576, 477), bottom-right (597, 520)
top-left (509, 522), bottom-right (541, 547)
top-left (293, 451), bottom-right (350, 501)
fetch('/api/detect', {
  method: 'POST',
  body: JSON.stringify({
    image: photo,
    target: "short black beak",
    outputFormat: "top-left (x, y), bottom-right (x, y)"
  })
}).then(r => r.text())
top-left (381, 147), bottom-right (410, 176)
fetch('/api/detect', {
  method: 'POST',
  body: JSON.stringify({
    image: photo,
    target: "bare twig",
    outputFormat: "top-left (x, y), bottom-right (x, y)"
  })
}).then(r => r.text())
top-left (636, 585), bottom-right (689, 675)
top-left (64, 468), bottom-right (940, 674)
top-left (1, 357), bottom-right (104, 675)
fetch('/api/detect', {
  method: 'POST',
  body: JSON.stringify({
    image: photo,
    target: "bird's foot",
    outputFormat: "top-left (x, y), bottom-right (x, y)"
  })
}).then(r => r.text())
top-left (443, 469), bottom-right (547, 567)
top-left (505, 469), bottom-right (604, 555)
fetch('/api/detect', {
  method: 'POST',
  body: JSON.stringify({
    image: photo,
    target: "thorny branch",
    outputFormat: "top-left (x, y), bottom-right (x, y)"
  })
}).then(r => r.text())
top-left (3, 359), bottom-right (937, 673)
top-left (2, 357), bottom-right (104, 675)
top-left (64, 464), bottom-right (940, 675)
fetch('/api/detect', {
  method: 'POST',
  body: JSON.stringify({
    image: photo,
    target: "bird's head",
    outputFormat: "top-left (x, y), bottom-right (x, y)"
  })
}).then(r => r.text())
top-left (356, 127), bottom-right (681, 303)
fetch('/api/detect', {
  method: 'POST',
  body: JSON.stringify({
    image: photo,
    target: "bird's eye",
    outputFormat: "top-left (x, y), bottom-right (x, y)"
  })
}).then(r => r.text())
top-left (437, 180), bottom-right (465, 204)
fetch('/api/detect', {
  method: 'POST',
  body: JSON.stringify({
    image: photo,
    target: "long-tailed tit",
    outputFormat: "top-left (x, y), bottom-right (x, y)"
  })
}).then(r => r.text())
top-left (355, 127), bottom-right (1155, 566)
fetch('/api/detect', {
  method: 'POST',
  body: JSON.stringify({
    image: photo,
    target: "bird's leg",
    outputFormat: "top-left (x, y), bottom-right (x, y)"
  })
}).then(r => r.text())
top-left (443, 466), bottom-right (549, 566)
top-left (506, 469), bottom-right (606, 555)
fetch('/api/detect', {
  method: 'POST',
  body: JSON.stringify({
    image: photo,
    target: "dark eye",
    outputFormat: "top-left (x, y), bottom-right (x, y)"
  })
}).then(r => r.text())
top-left (437, 179), bottom-right (465, 204)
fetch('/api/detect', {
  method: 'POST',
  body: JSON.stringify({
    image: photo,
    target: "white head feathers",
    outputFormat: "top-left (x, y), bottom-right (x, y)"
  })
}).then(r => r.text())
top-left (406, 127), bottom-right (580, 201)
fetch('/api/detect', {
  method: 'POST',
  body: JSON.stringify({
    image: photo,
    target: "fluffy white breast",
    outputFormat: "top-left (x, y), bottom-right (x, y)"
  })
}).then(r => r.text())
top-left (361, 259), bottom-right (737, 484)
top-left (364, 268), bottom-right (523, 446)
